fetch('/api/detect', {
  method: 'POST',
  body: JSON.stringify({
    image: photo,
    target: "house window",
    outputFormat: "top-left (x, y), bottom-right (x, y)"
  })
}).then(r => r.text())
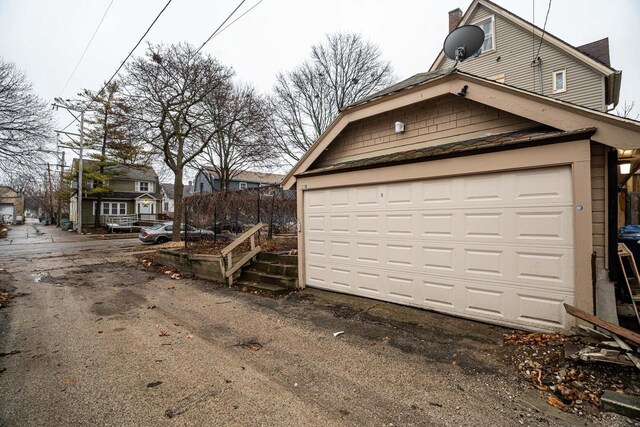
top-left (552, 69), bottom-right (566, 93)
top-left (164, 201), bottom-right (169, 211)
top-left (94, 202), bottom-right (127, 216)
top-left (239, 182), bottom-right (248, 190)
top-left (199, 182), bottom-right (204, 193)
top-left (136, 181), bottom-right (152, 192)
top-left (474, 16), bottom-right (494, 53)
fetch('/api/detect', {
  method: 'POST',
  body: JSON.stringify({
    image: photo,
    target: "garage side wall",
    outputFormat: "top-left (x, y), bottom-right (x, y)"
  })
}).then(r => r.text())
top-left (315, 94), bottom-right (537, 166)
top-left (591, 142), bottom-right (606, 272)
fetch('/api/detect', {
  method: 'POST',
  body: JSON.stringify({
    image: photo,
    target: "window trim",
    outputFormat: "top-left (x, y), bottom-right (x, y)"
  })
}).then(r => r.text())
top-left (136, 181), bottom-right (153, 193)
top-left (552, 69), bottom-right (567, 93)
top-left (471, 15), bottom-right (496, 55)
top-left (92, 202), bottom-right (127, 216)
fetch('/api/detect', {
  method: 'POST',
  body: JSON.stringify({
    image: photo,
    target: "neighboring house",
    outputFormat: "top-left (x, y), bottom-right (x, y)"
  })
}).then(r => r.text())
top-left (193, 168), bottom-right (285, 194)
top-left (160, 181), bottom-right (193, 214)
top-left (283, 68), bottom-right (640, 331)
top-left (0, 186), bottom-right (24, 224)
top-left (430, 0), bottom-right (621, 112)
top-left (69, 160), bottom-right (162, 226)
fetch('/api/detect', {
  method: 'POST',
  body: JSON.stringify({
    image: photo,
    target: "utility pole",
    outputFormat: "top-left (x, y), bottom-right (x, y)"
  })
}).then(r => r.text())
top-left (53, 99), bottom-right (86, 235)
top-left (57, 151), bottom-right (65, 226)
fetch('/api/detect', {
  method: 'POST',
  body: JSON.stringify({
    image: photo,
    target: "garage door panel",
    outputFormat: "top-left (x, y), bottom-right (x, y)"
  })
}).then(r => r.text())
top-left (421, 246), bottom-right (455, 273)
top-left (514, 168), bottom-right (572, 203)
top-left (304, 166), bottom-right (575, 330)
top-left (384, 182), bottom-right (413, 206)
top-left (421, 180), bottom-right (454, 205)
top-left (386, 243), bottom-right (415, 268)
top-left (463, 212), bottom-right (505, 240)
top-left (464, 287), bottom-right (506, 319)
top-left (421, 213), bottom-right (455, 238)
top-left (355, 214), bottom-right (381, 235)
top-left (514, 209), bottom-right (572, 243)
top-left (515, 294), bottom-right (570, 329)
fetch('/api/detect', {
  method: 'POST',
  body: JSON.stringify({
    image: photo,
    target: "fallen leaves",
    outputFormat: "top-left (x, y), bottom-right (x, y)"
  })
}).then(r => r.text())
top-left (0, 292), bottom-right (14, 304)
top-left (504, 332), bottom-right (577, 347)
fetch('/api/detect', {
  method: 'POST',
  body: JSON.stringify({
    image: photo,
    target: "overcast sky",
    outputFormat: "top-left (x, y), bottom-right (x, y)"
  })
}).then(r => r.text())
top-left (1, 0), bottom-right (639, 174)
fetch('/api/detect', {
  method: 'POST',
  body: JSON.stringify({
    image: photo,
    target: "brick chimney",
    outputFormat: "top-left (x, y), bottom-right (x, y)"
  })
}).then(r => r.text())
top-left (449, 8), bottom-right (463, 33)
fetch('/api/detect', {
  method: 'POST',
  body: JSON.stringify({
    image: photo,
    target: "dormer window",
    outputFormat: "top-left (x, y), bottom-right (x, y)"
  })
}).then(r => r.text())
top-left (136, 181), bottom-right (153, 192)
top-left (474, 16), bottom-right (495, 54)
top-left (552, 69), bottom-right (566, 93)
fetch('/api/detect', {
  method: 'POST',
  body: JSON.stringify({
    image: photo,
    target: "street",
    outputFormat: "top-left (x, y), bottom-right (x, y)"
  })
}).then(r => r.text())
top-left (0, 221), bottom-right (632, 426)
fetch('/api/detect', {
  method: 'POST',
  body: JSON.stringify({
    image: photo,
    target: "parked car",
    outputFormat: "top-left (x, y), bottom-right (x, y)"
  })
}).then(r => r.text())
top-left (138, 222), bottom-right (215, 244)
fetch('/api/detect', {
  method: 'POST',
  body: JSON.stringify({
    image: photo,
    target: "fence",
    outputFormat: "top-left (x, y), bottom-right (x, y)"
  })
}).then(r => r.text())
top-left (183, 186), bottom-right (297, 241)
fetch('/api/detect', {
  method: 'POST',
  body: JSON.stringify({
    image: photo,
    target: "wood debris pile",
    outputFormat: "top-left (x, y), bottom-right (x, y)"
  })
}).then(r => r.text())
top-left (504, 304), bottom-right (640, 416)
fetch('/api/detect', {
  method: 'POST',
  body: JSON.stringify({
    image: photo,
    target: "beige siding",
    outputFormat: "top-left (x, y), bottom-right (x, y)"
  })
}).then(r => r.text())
top-left (591, 142), bottom-right (606, 271)
top-left (437, 5), bottom-right (605, 111)
top-left (315, 94), bottom-right (536, 166)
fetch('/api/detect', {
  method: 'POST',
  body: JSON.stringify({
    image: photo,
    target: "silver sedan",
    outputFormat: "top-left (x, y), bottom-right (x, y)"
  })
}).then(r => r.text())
top-left (138, 222), bottom-right (215, 244)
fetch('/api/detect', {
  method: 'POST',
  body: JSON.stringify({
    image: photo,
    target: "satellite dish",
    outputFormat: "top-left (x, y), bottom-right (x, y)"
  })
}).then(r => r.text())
top-left (443, 25), bottom-right (485, 63)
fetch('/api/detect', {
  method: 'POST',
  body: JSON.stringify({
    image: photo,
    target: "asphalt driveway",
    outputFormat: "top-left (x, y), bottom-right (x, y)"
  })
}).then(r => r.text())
top-left (0, 222), bottom-right (633, 426)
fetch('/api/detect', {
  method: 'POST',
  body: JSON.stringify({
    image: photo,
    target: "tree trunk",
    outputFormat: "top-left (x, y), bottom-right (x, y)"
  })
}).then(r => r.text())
top-left (172, 169), bottom-right (184, 242)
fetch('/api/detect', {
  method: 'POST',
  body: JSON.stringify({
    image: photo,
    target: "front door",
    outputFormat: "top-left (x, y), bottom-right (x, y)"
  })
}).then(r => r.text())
top-left (137, 201), bottom-right (154, 220)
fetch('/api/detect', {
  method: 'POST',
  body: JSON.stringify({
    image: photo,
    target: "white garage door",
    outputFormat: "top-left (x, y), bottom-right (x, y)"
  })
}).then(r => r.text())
top-left (304, 166), bottom-right (575, 330)
top-left (0, 204), bottom-right (14, 223)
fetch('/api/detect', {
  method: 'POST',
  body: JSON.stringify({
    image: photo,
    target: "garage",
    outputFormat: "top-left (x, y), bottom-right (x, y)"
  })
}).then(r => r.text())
top-left (0, 203), bottom-right (15, 224)
top-left (284, 70), bottom-right (640, 332)
top-left (304, 166), bottom-right (575, 330)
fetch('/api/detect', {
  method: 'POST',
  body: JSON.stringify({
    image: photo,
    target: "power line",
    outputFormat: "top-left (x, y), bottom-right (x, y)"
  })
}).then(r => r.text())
top-left (58, 0), bottom-right (115, 98)
top-left (76, 0), bottom-right (173, 115)
top-left (213, 0), bottom-right (264, 41)
top-left (195, 0), bottom-right (247, 55)
top-left (534, 0), bottom-right (552, 60)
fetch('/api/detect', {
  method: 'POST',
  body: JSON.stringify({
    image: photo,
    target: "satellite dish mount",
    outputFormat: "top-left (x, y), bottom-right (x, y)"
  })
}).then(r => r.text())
top-left (443, 25), bottom-right (485, 67)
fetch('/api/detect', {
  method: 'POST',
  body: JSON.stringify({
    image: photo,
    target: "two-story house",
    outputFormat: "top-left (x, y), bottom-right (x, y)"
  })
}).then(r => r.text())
top-left (193, 167), bottom-right (285, 194)
top-left (431, 0), bottom-right (621, 112)
top-left (69, 159), bottom-right (162, 227)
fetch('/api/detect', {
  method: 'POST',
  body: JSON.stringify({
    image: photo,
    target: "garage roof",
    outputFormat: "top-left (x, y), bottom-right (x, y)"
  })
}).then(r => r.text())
top-left (283, 70), bottom-right (640, 190)
top-left (299, 127), bottom-right (597, 177)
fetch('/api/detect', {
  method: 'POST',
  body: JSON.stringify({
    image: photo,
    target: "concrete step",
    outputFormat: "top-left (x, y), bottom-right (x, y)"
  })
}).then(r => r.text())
top-left (241, 270), bottom-right (298, 289)
top-left (256, 251), bottom-right (298, 266)
top-left (256, 252), bottom-right (280, 263)
top-left (236, 280), bottom-right (291, 295)
top-left (253, 260), bottom-right (298, 277)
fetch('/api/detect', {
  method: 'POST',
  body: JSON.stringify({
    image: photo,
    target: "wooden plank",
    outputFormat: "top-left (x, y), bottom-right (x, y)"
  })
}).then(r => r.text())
top-left (564, 303), bottom-right (640, 345)
top-left (611, 333), bottom-right (640, 370)
top-left (225, 246), bottom-right (261, 278)
top-left (221, 223), bottom-right (263, 256)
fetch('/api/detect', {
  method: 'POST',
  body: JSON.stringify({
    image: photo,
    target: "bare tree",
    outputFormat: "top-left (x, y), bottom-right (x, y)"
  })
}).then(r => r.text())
top-left (194, 83), bottom-right (277, 195)
top-left (123, 43), bottom-right (234, 241)
top-left (617, 101), bottom-right (639, 120)
top-left (270, 33), bottom-right (395, 165)
top-left (0, 58), bottom-right (53, 175)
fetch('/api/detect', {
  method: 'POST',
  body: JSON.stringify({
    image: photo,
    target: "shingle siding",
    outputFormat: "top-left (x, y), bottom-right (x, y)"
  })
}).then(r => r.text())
top-left (437, 5), bottom-right (605, 111)
top-left (591, 142), bottom-right (606, 272)
top-left (315, 94), bottom-right (537, 166)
